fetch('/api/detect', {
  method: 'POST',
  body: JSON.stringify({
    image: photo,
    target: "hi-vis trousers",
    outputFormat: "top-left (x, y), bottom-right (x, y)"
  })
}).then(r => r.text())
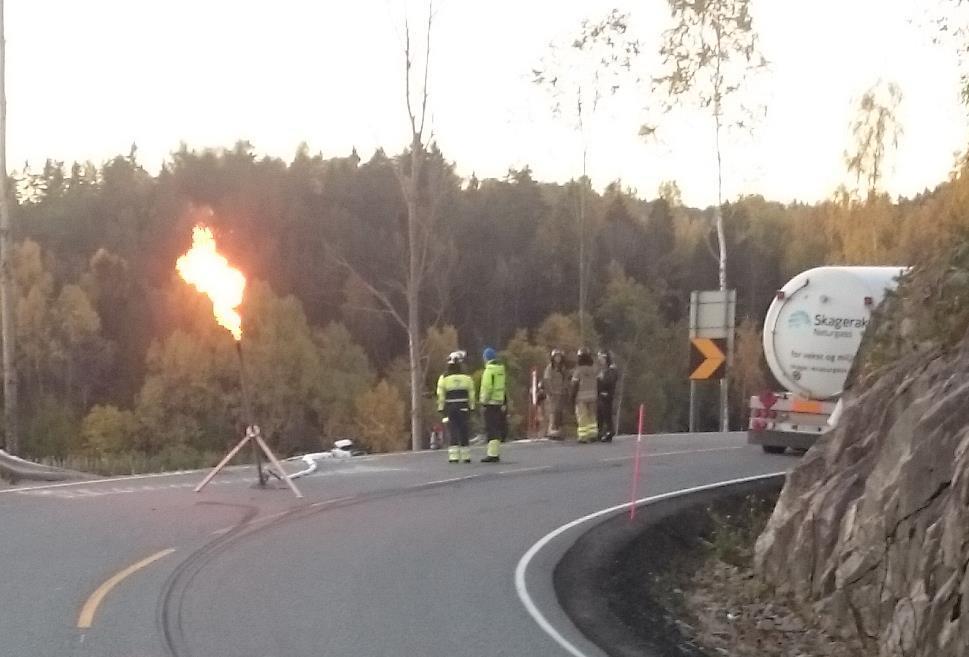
top-left (575, 400), bottom-right (597, 443)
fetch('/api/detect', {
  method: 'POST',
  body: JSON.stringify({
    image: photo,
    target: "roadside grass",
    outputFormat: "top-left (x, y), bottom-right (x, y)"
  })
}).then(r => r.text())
top-left (702, 493), bottom-right (777, 568)
top-left (38, 448), bottom-right (235, 476)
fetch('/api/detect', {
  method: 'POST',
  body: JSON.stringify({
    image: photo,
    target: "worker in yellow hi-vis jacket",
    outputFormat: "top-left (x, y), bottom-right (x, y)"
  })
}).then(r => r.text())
top-left (436, 351), bottom-right (475, 464)
top-left (479, 347), bottom-right (507, 463)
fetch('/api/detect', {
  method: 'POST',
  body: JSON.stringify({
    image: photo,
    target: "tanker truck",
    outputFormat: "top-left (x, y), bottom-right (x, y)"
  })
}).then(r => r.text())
top-left (748, 266), bottom-right (905, 454)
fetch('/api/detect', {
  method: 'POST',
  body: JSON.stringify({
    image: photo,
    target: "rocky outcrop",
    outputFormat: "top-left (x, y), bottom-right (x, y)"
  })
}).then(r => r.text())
top-left (755, 340), bottom-right (969, 656)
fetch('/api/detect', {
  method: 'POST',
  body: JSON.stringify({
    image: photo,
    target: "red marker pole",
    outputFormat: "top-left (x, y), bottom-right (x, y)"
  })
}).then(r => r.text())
top-left (529, 368), bottom-right (538, 438)
top-left (628, 404), bottom-right (645, 521)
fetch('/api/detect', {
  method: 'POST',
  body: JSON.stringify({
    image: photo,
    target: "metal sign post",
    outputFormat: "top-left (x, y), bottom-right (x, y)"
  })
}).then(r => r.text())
top-left (688, 290), bottom-right (736, 432)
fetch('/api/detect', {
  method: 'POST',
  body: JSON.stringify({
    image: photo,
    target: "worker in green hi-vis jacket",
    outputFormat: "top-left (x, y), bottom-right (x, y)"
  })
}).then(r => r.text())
top-left (479, 347), bottom-right (507, 463)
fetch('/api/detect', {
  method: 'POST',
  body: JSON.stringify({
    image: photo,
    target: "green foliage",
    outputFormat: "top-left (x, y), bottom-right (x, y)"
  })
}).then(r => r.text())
top-left (536, 312), bottom-right (598, 357)
top-left (135, 329), bottom-right (232, 454)
top-left (315, 322), bottom-right (375, 439)
top-left (24, 395), bottom-right (78, 459)
top-left (80, 404), bottom-right (138, 456)
top-left (857, 232), bottom-right (969, 380)
top-left (355, 380), bottom-right (407, 453)
top-left (423, 325), bottom-right (459, 387)
top-left (705, 494), bottom-right (776, 568)
top-left (595, 266), bottom-right (685, 432)
top-left (9, 134), bottom-right (969, 467)
top-left (730, 318), bottom-right (770, 422)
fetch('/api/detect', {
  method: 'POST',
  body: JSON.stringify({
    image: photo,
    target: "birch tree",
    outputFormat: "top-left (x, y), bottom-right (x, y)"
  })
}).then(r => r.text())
top-left (845, 80), bottom-right (903, 199)
top-left (647, 0), bottom-right (766, 433)
top-left (647, 0), bottom-right (768, 292)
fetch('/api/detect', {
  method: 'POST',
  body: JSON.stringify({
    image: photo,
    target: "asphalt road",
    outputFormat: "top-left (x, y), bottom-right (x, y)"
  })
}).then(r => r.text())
top-left (0, 432), bottom-right (792, 657)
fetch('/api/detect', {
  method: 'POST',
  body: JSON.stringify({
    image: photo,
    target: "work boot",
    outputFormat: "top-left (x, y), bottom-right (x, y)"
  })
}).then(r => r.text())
top-left (460, 446), bottom-right (471, 463)
top-left (448, 445), bottom-right (460, 463)
top-left (481, 439), bottom-right (501, 463)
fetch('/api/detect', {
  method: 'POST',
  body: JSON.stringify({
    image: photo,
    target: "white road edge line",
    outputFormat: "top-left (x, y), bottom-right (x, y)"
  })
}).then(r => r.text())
top-left (423, 474), bottom-right (480, 486)
top-left (599, 445), bottom-right (746, 463)
top-left (514, 471), bottom-right (786, 657)
top-left (498, 466), bottom-right (552, 475)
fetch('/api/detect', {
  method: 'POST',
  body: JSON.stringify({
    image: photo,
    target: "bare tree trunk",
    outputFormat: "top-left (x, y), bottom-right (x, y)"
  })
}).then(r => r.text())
top-left (578, 147), bottom-right (588, 341)
top-left (407, 140), bottom-right (423, 451)
top-left (714, 115), bottom-right (727, 291)
top-left (714, 109), bottom-right (729, 433)
top-left (0, 0), bottom-right (17, 455)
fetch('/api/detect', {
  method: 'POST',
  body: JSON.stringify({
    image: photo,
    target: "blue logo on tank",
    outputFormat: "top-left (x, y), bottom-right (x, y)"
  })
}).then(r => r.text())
top-left (788, 310), bottom-right (811, 329)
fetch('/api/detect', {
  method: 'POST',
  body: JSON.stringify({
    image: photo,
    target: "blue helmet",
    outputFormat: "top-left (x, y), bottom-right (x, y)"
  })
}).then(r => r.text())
top-left (482, 347), bottom-right (497, 362)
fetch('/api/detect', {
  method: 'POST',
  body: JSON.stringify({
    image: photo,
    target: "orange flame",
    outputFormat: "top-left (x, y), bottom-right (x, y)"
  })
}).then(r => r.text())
top-left (176, 225), bottom-right (246, 341)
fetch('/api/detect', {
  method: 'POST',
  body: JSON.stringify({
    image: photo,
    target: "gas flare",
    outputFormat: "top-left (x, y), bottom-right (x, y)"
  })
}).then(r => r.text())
top-left (176, 225), bottom-right (246, 341)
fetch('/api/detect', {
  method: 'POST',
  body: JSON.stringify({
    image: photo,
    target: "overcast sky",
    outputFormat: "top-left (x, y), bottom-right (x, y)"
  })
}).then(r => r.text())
top-left (8, 0), bottom-right (967, 206)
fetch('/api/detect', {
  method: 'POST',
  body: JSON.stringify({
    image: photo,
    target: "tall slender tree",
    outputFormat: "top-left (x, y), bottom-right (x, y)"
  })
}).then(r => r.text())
top-left (532, 9), bottom-right (639, 340)
top-left (648, 0), bottom-right (767, 293)
top-left (329, 3), bottom-right (448, 451)
top-left (647, 0), bottom-right (767, 431)
top-left (0, 0), bottom-right (17, 455)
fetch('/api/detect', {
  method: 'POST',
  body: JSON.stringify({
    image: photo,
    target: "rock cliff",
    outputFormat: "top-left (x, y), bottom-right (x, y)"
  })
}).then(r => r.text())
top-left (755, 257), bottom-right (969, 656)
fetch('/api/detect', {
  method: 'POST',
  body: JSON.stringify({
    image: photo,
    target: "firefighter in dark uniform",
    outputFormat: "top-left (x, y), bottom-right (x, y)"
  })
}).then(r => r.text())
top-left (437, 350), bottom-right (475, 463)
top-left (596, 349), bottom-right (620, 442)
top-left (479, 347), bottom-right (507, 463)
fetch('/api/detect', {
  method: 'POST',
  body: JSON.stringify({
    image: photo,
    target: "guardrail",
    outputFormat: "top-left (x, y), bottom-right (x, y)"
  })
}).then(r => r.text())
top-left (0, 449), bottom-right (91, 483)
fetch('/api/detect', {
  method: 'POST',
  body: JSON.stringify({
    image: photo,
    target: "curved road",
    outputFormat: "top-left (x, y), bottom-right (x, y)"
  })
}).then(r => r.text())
top-left (0, 432), bottom-right (789, 657)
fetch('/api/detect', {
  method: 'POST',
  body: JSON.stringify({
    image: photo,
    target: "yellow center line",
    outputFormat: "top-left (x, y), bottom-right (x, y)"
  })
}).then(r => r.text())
top-left (77, 548), bottom-right (176, 629)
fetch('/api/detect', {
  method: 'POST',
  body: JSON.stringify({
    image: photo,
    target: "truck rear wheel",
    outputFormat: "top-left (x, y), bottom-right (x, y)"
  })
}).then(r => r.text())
top-left (762, 444), bottom-right (786, 455)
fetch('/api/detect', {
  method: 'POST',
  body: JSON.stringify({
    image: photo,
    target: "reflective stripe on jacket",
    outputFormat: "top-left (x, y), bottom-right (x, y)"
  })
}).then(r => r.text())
top-left (437, 373), bottom-right (476, 411)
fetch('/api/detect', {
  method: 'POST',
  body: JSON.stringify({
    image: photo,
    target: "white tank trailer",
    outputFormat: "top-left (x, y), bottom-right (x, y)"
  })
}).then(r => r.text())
top-left (748, 266), bottom-right (906, 454)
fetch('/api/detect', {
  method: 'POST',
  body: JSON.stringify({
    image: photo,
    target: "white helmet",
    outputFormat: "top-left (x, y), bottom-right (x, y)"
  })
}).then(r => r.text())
top-left (446, 350), bottom-right (467, 365)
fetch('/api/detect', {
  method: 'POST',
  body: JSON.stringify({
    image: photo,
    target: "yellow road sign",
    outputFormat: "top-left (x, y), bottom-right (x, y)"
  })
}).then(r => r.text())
top-left (689, 338), bottom-right (727, 380)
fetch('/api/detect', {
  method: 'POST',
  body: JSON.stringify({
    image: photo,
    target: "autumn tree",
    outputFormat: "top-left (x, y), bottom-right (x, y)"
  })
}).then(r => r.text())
top-left (355, 380), bottom-right (407, 453)
top-left (595, 265), bottom-right (686, 432)
top-left (845, 80), bottom-right (904, 199)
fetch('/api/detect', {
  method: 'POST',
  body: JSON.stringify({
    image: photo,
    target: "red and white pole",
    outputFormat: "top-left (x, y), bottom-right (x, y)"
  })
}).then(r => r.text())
top-left (628, 403), bottom-right (645, 521)
top-left (529, 368), bottom-right (538, 437)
